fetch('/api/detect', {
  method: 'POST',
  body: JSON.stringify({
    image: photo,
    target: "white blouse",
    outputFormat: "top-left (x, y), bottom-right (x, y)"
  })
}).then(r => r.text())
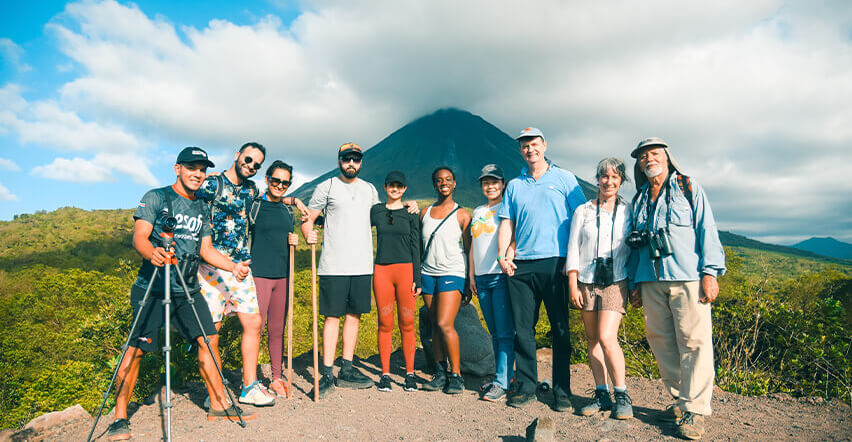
top-left (564, 199), bottom-right (632, 284)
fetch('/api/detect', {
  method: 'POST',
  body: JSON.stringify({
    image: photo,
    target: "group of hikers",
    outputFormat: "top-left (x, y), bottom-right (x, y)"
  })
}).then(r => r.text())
top-left (107, 126), bottom-right (725, 441)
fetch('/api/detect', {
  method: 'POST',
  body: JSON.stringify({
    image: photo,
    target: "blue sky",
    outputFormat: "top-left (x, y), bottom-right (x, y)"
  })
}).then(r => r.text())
top-left (1, 0), bottom-right (850, 244)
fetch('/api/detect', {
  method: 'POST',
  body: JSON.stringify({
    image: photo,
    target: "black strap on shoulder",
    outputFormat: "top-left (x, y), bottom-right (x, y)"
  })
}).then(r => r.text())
top-left (422, 205), bottom-right (460, 261)
top-left (161, 185), bottom-right (175, 217)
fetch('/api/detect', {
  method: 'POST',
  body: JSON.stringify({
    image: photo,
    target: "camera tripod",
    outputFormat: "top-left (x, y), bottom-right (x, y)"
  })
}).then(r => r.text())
top-left (86, 231), bottom-right (245, 442)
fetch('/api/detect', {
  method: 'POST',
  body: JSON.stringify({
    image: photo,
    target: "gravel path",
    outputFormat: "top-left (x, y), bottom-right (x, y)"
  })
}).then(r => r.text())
top-left (60, 348), bottom-right (851, 441)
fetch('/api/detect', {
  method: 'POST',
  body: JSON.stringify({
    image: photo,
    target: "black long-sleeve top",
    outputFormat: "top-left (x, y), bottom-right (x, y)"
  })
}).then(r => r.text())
top-left (370, 203), bottom-right (422, 287)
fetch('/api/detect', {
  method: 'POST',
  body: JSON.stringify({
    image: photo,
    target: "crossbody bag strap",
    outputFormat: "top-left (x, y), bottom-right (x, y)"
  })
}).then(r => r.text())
top-left (422, 205), bottom-right (460, 261)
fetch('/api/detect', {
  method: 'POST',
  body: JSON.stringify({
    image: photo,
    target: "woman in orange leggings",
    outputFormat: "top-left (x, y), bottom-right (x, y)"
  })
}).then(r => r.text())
top-left (370, 171), bottom-right (422, 392)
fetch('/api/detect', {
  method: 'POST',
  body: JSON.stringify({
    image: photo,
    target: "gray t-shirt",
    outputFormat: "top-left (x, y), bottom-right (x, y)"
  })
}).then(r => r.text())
top-left (308, 177), bottom-right (379, 275)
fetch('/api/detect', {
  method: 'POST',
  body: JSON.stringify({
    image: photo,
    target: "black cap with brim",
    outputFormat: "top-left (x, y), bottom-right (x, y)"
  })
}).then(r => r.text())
top-left (478, 163), bottom-right (505, 181)
top-left (384, 170), bottom-right (406, 186)
top-left (176, 146), bottom-right (215, 168)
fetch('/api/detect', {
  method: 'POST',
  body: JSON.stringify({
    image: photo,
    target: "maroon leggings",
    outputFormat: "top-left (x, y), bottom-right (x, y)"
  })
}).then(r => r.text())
top-left (373, 263), bottom-right (416, 374)
top-left (255, 276), bottom-right (289, 379)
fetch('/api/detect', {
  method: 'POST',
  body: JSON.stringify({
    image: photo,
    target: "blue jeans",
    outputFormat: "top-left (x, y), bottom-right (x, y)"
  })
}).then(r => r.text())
top-left (475, 273), bottom-right (515, 389)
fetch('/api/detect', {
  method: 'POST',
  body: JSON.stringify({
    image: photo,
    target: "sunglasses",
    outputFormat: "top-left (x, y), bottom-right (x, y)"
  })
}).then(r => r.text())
top-left (268, 177), bottom-right (291, 188)
top-left (340, 155), bottom-right (362, 164)
top-left (242, 155), bottom-right (263, 171)
top-left (386, 210), bottom-right (394, 225)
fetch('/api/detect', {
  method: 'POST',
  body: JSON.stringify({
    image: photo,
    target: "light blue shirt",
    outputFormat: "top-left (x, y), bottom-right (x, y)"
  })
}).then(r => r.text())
top-left (498, 163), bottom-right (587, 259)
top-left (627, 173), bottom-right (726, 287)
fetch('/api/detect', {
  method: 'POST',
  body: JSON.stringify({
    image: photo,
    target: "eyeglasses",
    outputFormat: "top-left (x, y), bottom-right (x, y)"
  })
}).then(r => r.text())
top-left (340, 155), bottom-right (362, 164)
top-left (386, 210), bottom-right (394, 225)
top-left (268, 177), bottom-right (291, 188)
top-left (242, 156), bottom-right (263, 171)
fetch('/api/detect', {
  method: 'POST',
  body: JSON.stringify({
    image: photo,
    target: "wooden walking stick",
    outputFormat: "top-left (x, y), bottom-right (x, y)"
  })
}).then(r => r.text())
top-left (311, 242), bottom-right (320, 401)
top-left (286, 244), bottom-right (295, 398)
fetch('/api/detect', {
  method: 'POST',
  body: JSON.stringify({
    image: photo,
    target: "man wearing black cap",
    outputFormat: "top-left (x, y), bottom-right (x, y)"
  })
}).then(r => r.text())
top-left (107, 147), bottom-right (255, 441)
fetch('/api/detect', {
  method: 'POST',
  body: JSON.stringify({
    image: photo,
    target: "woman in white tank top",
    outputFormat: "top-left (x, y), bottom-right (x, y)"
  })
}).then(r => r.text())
top-left (419, 167), bottom-right (471, 394)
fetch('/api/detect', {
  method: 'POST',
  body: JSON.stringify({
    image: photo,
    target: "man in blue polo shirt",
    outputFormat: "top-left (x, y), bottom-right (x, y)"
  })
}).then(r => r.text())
top-left (497, 127), bottom-right (587, 410)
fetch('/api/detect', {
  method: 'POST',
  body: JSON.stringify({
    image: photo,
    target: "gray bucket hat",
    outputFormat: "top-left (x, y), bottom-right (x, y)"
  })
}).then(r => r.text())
top-left (632, 137), bottom-right (686, 189)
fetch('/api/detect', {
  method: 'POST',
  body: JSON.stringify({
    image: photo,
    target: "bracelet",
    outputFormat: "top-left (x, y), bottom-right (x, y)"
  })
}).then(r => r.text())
top-left (497, 255), bottom-right (504, 261)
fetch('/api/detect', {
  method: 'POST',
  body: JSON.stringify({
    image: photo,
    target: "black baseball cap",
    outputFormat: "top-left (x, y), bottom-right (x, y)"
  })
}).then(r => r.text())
top-left (384, 170), bottom-right (406, 186)
top-left (176, 146), bottom-right (215, 168)
top-left (478, 164), bottom-right (504, 181)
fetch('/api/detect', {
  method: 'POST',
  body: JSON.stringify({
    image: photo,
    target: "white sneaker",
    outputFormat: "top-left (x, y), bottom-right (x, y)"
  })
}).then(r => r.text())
top-left (238, 381), bottom-right (275, 406)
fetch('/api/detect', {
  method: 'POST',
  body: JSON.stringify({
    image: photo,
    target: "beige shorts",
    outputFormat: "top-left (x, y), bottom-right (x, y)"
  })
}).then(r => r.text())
top-left (578, 279), bottom-right (628, 314)
top-left (198, 262), bottom-right (259, 322)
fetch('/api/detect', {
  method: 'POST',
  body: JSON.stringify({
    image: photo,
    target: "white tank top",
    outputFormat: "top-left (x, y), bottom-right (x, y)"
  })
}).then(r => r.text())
top-left (421, 205), bottom-right (466, 278)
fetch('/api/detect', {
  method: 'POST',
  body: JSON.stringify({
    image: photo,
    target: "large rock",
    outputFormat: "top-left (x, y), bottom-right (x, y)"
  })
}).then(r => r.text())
top-left (418, 303), bottom-right (496, 377)
top-left (11, 404), bottom-right (92, 441)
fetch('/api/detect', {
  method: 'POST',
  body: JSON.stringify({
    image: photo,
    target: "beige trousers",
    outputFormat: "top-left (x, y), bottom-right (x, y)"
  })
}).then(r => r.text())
top-left (641, 280), bottom-right (714, 415)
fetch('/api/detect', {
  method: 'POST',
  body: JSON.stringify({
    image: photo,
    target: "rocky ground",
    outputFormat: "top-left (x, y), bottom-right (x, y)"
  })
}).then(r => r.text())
top-left (12, 348), bottom-right (852, 441)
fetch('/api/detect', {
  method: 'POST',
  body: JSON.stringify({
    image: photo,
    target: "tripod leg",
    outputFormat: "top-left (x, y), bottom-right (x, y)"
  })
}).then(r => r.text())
top-left (172, 264), bottom-right (247, 428)
top-left (86, 268), bottom-right (160, 442)
top-left (163, 262), bottom-right (173, 442)
top-left (287, 245), bottom-right (295, 398)
top-left (311, 244), bottom-right (319, 402)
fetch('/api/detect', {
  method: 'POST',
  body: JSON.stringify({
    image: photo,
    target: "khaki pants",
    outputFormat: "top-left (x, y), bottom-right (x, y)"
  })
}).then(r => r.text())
top-left (641, 280), bottom-right (714, 415)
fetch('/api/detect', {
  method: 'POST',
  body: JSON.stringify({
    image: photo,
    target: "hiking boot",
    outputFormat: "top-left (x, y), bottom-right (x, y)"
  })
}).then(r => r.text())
top-left (553, 393), bottom-right (574, 413)
top-left (482, 384), bottom-right (507, 402)
top-left (420, 369), bottom-right (447, 391)
top-left (444, 373), bottom-right (464, 394)
top-left (661, 403), bottom-right (684, 422)
top-left (337, 365), bottom-right (373, 389)
top-left (506, 389), bottom-right (535, 408)
top-left (612, 390), bottom-right (634, 420)
top-left (377, 375), bottom-right (393, 392)
top-left (677, 411), bottom-right (705, 440)
top-left (107, 418), bottom-right (130, 441)
top-left (578, 389), bottom-right (613, 416)
top-left (403, 374), bottom-right (418, 392)
top-left (207, 404), bottom-right (257, 422)
top-left (239, 380), bottom-right (275, 406)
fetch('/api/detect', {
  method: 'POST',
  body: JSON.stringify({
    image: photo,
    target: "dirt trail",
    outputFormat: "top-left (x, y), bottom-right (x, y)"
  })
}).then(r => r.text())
top-left (58, 348), bottom-right (850, 441)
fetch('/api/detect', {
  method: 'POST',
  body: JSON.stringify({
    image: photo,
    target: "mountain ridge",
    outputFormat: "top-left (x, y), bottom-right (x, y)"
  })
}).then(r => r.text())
top-left (791, 237), bottom-right (852, 260)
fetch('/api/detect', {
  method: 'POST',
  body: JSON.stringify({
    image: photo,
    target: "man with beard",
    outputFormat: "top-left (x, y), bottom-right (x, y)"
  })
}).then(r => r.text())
top-left (301, 143), bottom-right (418, 397)
top-left (196, 142), bottom-right (274, 407)
top-left (627, 137), bottom-right (725, 440)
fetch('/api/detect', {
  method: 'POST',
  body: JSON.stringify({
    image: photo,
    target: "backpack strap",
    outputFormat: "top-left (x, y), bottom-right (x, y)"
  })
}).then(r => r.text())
top-left (675, 173), bottom-right (695, 213)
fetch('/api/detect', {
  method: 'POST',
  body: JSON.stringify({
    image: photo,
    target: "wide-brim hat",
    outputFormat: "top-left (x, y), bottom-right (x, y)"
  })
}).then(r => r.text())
top-left (632, 137), bottom-right (686, 189)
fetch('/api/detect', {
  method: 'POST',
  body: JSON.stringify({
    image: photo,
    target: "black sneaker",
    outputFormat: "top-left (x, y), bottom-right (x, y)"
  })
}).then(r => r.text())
top-left (578, 389), bottom-right (613, 416)
top-left (612, 390), bottom-right (634, 420)
top-left (506, 389), bottom-right (535, 408)
top-left (336, 365), bottom-right (373, 389)
top-left (403, 374), bottom-right (418, 392)
top-left (312, 374), bottom-right (335, 398)
top-left (444, 373), bottom-right (464, 394)
top-left (553, 393), bottom-right (574, 413)
top-left (420, 369), bottom-right (447, 391)
top-left (107, 418), bottom-right (131, 441)
top-left (377, 375), bottom-right (393, 392)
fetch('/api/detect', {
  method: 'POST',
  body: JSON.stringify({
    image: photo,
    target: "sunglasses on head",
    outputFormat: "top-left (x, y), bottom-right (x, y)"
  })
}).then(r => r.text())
top-left (340, 155), bottom-right (362, 164)
top-left (242, 155), bottom-right (263, 170)
top-left (268, 177), bottom-right (291, 188)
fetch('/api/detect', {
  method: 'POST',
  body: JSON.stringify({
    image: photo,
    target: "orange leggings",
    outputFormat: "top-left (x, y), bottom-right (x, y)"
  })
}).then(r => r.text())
top-left (373, 263), bottom-right (417, 374)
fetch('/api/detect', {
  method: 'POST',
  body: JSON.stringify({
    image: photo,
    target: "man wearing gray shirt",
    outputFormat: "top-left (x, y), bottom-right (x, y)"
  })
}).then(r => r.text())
top-left (302, 143), bottom-right (381, 397)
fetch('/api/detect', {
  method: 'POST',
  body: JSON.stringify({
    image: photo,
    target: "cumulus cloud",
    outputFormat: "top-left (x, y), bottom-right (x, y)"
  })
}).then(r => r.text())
top-left (0, 38), bottom-right (32, 73)
top-left (3, 0), bottom-right (850, 241)
top-left (31, 153), bottom-right (157, 185)
top-left (0, 158), bottom-right (20, 171)
top-left (0, 183), bottom-right (16, 201)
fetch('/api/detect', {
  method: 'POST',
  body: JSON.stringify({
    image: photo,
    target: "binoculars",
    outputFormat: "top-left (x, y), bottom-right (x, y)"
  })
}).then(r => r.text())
top-left (626, 227), bottom-right (673, 259)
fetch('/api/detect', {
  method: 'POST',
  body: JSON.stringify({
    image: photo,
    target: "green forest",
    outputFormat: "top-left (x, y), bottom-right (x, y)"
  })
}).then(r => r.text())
top-left (1, 207), bottom-right (850, 429)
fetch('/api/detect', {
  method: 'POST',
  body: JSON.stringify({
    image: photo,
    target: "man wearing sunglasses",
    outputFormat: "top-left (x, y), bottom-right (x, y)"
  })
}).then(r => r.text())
top-left (195, 142), bottom-right (274, 407)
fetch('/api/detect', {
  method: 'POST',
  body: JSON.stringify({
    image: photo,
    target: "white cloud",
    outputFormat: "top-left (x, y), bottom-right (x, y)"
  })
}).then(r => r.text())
top-left (0, 158), bottom-right (20, 171)
top-left (2, 0), bottom-right (850, 241)
top-left (0, 38), bottom-right (32, 73)
top-left (31, 153), bottom-right (157, 185)
top-left (0, 182), bottom-right (16, 201)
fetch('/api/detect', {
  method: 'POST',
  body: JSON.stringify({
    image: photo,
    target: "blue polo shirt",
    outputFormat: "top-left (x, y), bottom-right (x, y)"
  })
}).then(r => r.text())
top-left (498, 163), bottom-right (587, 259)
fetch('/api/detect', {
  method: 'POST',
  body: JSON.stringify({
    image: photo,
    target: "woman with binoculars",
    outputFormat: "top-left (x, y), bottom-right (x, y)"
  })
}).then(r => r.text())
top-left (565, 157), bottom-right (634, 420)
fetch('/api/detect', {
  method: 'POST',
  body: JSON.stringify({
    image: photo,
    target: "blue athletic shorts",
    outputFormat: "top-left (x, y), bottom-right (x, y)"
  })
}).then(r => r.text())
top-left (421, 274), bottom-right (465, 295)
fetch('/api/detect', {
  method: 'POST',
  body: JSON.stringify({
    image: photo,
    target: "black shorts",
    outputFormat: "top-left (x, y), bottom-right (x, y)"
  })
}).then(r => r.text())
top-left (319, 275), bottom-right (372, 317)
top-left (129, 284), bottom-right (217, 353)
